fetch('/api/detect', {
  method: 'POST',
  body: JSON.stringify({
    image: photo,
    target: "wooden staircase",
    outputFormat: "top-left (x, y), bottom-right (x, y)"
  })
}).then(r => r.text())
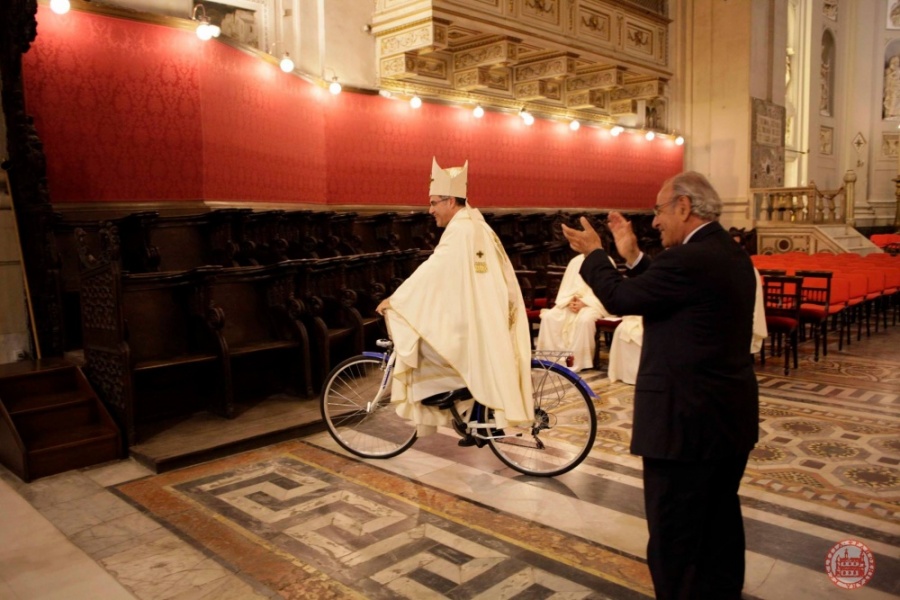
top-left (0, 359), bottom-right (122, 482)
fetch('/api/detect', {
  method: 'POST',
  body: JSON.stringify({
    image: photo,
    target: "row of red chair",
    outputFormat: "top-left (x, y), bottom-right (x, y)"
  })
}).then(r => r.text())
top-left (751, 252), bottom-right (900, 369)
top-left (870, 233), bottom-right (900, 249)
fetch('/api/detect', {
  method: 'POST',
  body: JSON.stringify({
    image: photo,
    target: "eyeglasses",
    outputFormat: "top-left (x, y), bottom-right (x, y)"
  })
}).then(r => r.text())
top-left (429, 197), bottom-right (451, 208)
top-left (653, 196), bottom-right (681, 216)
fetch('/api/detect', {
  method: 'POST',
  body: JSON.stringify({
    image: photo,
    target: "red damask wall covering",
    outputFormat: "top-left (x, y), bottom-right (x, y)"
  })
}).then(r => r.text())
top-left (22, 6), bottom-right (683, 209)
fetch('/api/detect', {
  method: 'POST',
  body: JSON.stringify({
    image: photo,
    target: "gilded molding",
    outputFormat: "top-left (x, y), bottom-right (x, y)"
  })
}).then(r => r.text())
top-left (565, 67), bottom-right (624, 91)
top-left (372, 0), bottom-right (671, 129)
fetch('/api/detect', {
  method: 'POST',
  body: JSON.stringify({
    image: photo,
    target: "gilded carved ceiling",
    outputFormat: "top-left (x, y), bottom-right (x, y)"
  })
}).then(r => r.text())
top-left (371, 0), bottom-right (671, 128)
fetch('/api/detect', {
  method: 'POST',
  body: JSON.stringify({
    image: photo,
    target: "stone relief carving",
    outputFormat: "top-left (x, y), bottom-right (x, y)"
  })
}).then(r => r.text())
top-left (881, 133), bottom-right (899, 159)
top-left (819, 59), bottom-right (831, 116)
top-left (884, 55), bottom-right (900, 120)
top-left (890, 0), bottom-right (900, 29)
top-left (819, 126), bottom-right (833, 156)
top-left (525, 0), bottom-right (555, 14)
top-left (582, 14), bottom-right (606, 33)
top-left (823, 0), bottom-right (838, 22)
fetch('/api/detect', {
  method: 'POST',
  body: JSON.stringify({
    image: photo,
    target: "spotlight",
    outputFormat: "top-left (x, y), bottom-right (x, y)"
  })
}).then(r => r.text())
top-left (675, 135), bottom-right (685, 146)
top-left (50, 0), bottom-right (70, 14)
top-left (645, 131), bottom-right (655, 141)
top-left (329, 78), bottom-right (342, 95)
top-left (569, 120), bottom-right (580, 131)
top-left (473, 105), bottom-right (484, 118)
top-left (410, 95), bottom-right (422, 109)
top-left (610, 126), bottom-right (624, 136)
top-left (519, 108), bottom-right (534, 126)
top-left (279, 53), bottom-right (294, 73)
top-left (378, 90), bottom-right (393, 98)
top-left (191, 4), bottom-right (220, 41)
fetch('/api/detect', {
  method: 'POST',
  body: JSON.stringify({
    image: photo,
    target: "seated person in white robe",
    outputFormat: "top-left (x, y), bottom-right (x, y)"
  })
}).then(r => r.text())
top-left (376, 159), bottom-right (533, 437)
top-left (535, 254), bottom-right (618, 371)
top-left (608, 267), bottom-right (768, 385)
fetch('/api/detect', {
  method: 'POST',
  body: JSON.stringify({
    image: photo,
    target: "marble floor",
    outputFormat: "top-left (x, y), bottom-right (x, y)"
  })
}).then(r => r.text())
top-left (1, 324), bottom-right (898, 599)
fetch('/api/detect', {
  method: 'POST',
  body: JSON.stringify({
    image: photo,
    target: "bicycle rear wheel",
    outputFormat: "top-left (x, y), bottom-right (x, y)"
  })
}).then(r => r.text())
top-left (488, 362), bottom-right (596, 477)
top-left (320, 355), bottom-right (417, 459)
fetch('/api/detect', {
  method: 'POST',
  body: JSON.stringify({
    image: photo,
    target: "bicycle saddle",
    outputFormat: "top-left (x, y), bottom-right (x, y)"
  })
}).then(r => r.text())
top-left (421, 387), bottom-right (472, 409)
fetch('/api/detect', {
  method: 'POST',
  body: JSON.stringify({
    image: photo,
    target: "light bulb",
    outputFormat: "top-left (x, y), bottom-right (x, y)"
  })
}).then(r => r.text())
top-left (675, 135), bottom-right (685, 146)
top-left (196, 22), bottom-right (212, 40)
top-left (610, 126), bottom-right (623, 136)
top-left (410, 95), bottom-right (422, 109)
top-left (208, 24), bottom-right (221, 38)
top-left (378, 90), bottom-right (393, 98)
top-left (473, 105), bottom-right (484, 118)
top-left (523, 112), bottom-right (535, 126)
top-left (50, 0), bottom-right (70, 14)
top-left (645, 131), bottom-right (655, 141)
top-left (329, 78), bottom-right (342, 95)
top-left (569, 120), bottom-right (580, 131)
top-left (279, 54), bottom-right (294, 73)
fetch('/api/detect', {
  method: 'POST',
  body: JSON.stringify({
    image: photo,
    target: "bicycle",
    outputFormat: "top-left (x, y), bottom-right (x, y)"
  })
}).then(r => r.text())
top-left (320, 339), bottom-right (598, 477)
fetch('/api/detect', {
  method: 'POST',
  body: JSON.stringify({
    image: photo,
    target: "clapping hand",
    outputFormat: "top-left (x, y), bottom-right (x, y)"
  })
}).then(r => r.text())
top-left (606, 212), bottom-right (640, 263)
top-left (561, 217), bottom-right (603, 255)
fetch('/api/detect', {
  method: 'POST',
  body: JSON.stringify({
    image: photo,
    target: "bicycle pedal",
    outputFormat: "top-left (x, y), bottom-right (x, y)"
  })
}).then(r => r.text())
top-left (458, 435), bottom-right (478, 447)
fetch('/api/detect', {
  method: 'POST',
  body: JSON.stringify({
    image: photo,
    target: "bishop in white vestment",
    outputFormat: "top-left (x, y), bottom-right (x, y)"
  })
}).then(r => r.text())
top-left (377, 159), bottom-right (533, 435)
top-left (535, 254), bottom-right (618, 371)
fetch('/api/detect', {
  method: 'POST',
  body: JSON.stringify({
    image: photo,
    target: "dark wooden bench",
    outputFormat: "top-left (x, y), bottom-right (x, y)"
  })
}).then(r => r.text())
top-left (201, 262), bottom-right (313, 406)
top-left (76, 225), bottom-right (313, 444)
top-left (295, 257), bottom-right (365, 390)
top-left (232, 210), bottom-right (290, 266)
top-left (354, 212), bottom-right (400, 252)
top-left (77, 224), bottom-right (225, 443)
top-left (117, 208), bottom-right (251, 272)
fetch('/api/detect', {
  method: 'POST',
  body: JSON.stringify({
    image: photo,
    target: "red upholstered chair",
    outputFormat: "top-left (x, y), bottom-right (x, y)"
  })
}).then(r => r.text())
top-left (795, 270), bottom-right (844, 361)
top-left (522, 266), bottom-right (566, 346)
top-left (760, 275), bottom-right (803, 375)
top-left (592, 317), bottom-right (621, 369)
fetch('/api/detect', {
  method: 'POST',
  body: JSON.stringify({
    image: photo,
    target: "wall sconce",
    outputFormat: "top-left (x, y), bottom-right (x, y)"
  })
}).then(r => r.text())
top-left (378, 90), bottom-right (393, 99)
top-left (49, 0), bottom-right (70, 14)
top-left (675, 134), bottom-right (685, 146)
top-left (269, 43), bottom-right (294, 73)
top-left (569, 119), bottom-right (581, 131)
top-left (473, 104), bottom-right (484, 119)
top-left (645, 130), bottom-right (656, 141)
top-left (192, 3), bottom-right (221, 41)
top-left (328, 77), bottom-right (342, 95)
top-left (410, 94), bottom-right (422, 109)
top-left (519, 108), bottom-right (534, 126)
top-left (610, 125), bottom-right (624, 136)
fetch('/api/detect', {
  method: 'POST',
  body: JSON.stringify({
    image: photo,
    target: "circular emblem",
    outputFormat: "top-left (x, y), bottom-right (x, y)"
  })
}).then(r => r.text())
top-left (825, 540), bottom-right (875, 589)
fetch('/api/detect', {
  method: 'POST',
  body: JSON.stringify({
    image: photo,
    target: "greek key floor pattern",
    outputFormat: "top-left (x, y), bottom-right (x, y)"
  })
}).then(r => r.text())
top-left (2, 326), bottom-right (898, 599)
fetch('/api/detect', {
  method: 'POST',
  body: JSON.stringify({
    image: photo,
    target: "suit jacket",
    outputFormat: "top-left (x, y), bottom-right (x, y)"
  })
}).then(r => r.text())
top-left (580, 221), bottom-right (759, 461)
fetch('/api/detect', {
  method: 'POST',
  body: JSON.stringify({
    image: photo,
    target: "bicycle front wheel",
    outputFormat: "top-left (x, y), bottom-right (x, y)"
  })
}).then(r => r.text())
top-left (321, 355), bottom-right (417, 459)
top-left (488, 362), bottom-right (596, 477)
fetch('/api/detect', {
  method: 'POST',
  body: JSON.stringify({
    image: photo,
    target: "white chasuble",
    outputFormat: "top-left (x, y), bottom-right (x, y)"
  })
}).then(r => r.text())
top-left (536, 254), bottom-right (617, 372)
top-left (386, 206), bottom-right (533, 434)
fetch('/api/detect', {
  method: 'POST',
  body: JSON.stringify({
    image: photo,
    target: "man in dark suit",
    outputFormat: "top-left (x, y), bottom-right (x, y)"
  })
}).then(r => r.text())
top-left (562, 171), bottom-right (759, 600)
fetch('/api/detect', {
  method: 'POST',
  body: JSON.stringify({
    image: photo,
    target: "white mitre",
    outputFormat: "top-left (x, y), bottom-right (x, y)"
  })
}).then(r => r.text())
top-left (429, 158), bottom-right (468, 199)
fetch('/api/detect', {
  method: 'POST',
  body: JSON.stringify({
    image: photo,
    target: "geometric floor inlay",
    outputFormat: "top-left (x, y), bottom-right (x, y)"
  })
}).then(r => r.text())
top-left (117, 446), bottom-right (653, 599)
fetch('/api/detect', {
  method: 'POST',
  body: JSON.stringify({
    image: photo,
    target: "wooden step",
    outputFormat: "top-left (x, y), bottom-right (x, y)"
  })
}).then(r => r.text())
top-left (0, 362), bottom-right (81, 400)
top-left (14, 396), bottom-right (101, 442)
top-left (27, 426), bottom-right (121, 480)
top-left (0, 359), bottom-right (123, 482)
top-left (4, 389), bottom-right (92, 415)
